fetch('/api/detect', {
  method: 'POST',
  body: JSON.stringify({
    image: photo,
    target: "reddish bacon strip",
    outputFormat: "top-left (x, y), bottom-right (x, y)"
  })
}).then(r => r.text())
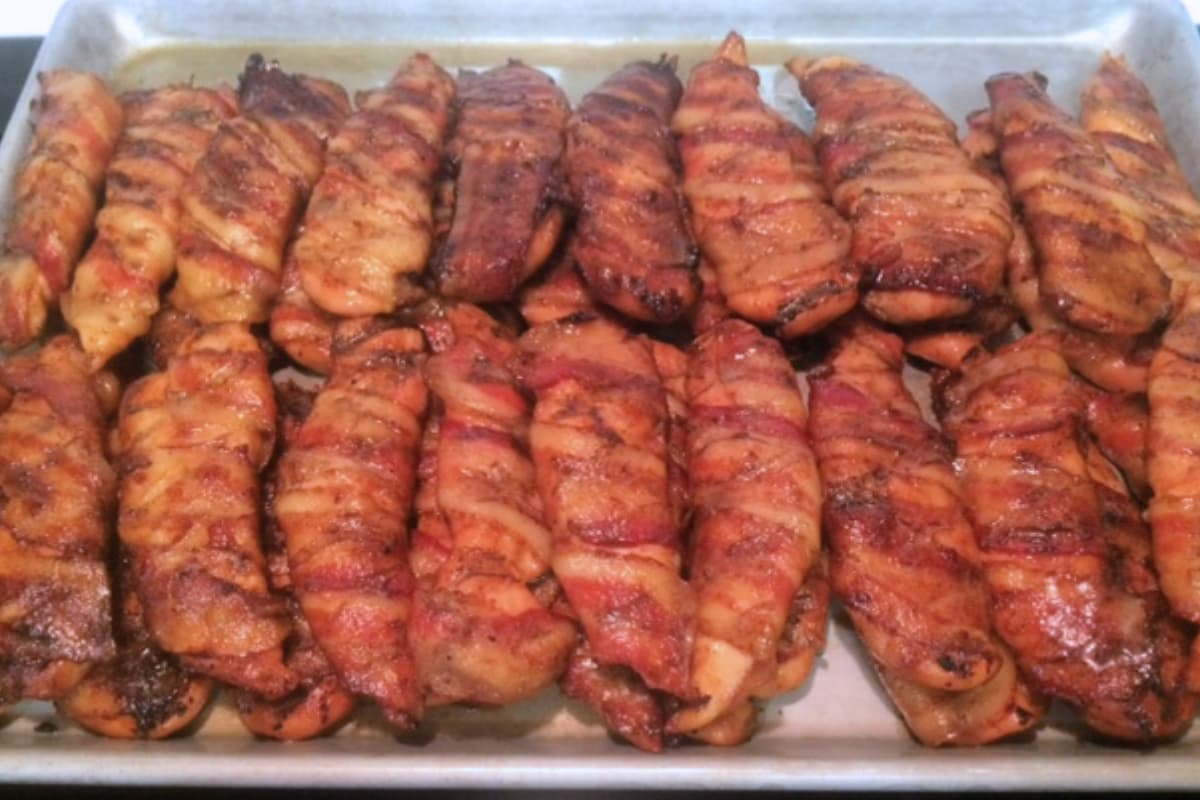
top-left (0, 71), bottom-right (123, 350)
top-left (274, 325), bottom-right (427, 728)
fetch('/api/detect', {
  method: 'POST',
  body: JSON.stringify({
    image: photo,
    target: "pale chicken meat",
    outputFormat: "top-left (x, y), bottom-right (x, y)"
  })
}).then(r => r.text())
top-left (118, 323), bottom-right (293, 698)
top-left (809, 319), bottom-right (1044, 746)
top-left (0, 336), bottom-right (116, 704)
top-left (433, 63), bottom-right (570, 302)
top-left (411, 304), bottom-right (576, 707)
top-left (985, 71), bottom-right (1169, 337)
top-left (273, 324), bottom-right (427, 728)
top-left (674, 33), bottom-right (856, 338)
top-left (566, 59), bottom-right (700, 322)
top-left (296, 55), bottom-right (455, 316)
top-left (0, 71), bottom-right (123, 350)
top-left (516, 316), bottom-right (695, 699)
top-left (62, 85), bottom-right (238, 370)
top-left (942, 333), bottom-right (1195, 741)
top-left (170, 55), bottom-right (350, 324)
top-left (789, 57), bottom-right (1011, 325)
top-left (669, 320), bottom-right (824, 746)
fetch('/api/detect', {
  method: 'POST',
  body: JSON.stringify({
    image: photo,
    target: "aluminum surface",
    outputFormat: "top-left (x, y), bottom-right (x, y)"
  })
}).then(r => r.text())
top-left (1, 0), bottom-right (1199, 789)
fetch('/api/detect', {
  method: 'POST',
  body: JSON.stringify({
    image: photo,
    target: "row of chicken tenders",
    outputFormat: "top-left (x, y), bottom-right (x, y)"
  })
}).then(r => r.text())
top-left (0, 31), bottom-right (1198, 750)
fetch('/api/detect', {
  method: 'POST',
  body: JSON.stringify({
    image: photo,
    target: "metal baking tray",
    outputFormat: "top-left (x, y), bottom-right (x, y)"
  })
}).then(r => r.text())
top-left (3, 0), bottom-right (1200, 790)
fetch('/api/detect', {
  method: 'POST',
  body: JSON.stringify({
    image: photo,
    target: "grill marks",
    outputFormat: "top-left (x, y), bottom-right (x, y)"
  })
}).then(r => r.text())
top-left (62, 85), bottom-right (238, 371)
top-left (809, 319), bottom-right (1043, 746)
top-left (674, 33), bottom-right (856, 338)
top-left (0, 336), bottom-right (116, 705)
top-left (567, 59), bottom-right (700, 323)
top-left (433, 63), bottom-right (570, 303)
top-left (171, 55), bottom-right (350, 324)
top-left (791, 57), bottom-right (1011, 326)
top-left (0, 71), bottom-right (123, 350)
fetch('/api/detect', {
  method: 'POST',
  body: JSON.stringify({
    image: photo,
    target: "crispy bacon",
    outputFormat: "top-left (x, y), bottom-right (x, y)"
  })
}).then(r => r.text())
top-left (985, 71), bottom-right (1169, 337)
top-left (1083, 387), bottom-right (1149, 503)
top-left (790, 57), bottom-right (1011, 325)
top-left (62, 85), bottom-right (238, 371)
top-left (517, 243), bottom-right (599, 328)
top-left (0, 71), bottom-right (123, 350)
top-left (273, 325), bottom-right (427, 728)
top-left (674, 33), bottom-right (856, 338)
top-left (269, 258), bottom-right (338, 374)
top-left (560, 641), bottom-right (665, 753)
top-left (56, 550), bottom-right (214, 739)
top-left (516, 316), bottom-right (695, 697)
top-left (118, 323), bottom-right (293, 698)
top-left (411, 304), bottom-right (575, 707)
top-left (809, 318), bottom-right (1042, 746)
top-left (668, 320), bottom-right (823, 745)
top-left (433, 63), bottom-right (569, 302)
top-left (0, 336), bottom-right (116, 703)
top-left (170, 55), bottom-right (349, 324)
top-left (567, 59), bottom-right (700, 322)
top-left (943, 333), bottom-right (1194, 742)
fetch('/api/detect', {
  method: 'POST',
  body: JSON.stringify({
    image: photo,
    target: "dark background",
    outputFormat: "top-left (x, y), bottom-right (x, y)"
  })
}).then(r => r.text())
top-left (1, 29), bottom-right (1198, 800)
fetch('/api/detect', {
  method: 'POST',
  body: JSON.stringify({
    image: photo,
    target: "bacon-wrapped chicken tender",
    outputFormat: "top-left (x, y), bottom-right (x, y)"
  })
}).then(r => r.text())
top-left (0, 336), bottom-right (116, 703)
top-left (118, 323), bottom-right (293, 698)
top-left (567, 59), bottom-right (699, 322)
top-left (62, 85), bottom-right (237, 370)
top-left (170, 55), bottom-right (349, 324)
top-left (274, 324), bottom-right (427, 728)
top-left (789, 57), bottom-right (1011, 325)
top-left (674, 33), bottom-right (856, 338)
top-left (0, 71), bottom-right (122, 349)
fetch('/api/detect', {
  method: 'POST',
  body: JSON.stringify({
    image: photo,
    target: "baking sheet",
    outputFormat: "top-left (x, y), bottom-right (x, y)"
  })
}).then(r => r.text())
top-left (2, 0), bottom-right (1200, 789)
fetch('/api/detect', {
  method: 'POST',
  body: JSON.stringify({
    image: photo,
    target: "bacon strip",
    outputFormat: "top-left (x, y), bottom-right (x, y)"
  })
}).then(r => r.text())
top-left (433, 63), bottom-right (569, 302)
top-left (117, 323), bottom-right (293, 698)
top-left (809, 319), bottom-right (1043, 746)
top-left (567, 59), bottom-right (699, 322)
top-left (62, 85), bottom-right (237, 370)
top-left (674, 33), bottom-right (856, 338)
top-left (517, 316), bottom-right (695, 698)
top-left (985, 71), bottom-right (1169, 337)
top-left (669, 319), bottom-right (823, 745)
top-left (789, 57), bottom-right (1011, 325)
top-left (943, 334), bottom-right (1194, 742)
top-left (0, 336), bottom-right (116, 704)
top-left (170, 55), bottom-right (349, 324)
top-left (0, 71), bottom-right (123, 350)
top-left (274, 325), bottom-right (427, 728)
